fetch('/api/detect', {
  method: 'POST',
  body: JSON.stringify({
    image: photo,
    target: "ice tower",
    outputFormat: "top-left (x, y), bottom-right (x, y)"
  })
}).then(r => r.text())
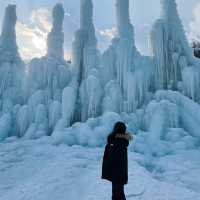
top-left (0, 4), bottom-right (24, 103)
top-left (116, 0), bottom-right (134, 40)
top-left (0, 4), bottom-right (19, 61)
top-left (150, 0), bottom-right (195, 91)
top-left (72, 0), bottom-right (99, 85)
top-left (101, 0), bottom-right (150, 113)
top-left (47, 3), bottom-right (65, 60)
top-left (72, 0), bottom-right (102, 122)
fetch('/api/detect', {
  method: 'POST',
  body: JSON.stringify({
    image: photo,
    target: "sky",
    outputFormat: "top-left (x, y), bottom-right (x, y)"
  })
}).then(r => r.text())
top-left (0, 0), bottom-right (200, 61)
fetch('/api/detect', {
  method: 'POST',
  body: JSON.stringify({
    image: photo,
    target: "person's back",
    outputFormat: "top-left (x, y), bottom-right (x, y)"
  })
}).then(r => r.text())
top-left (101, 122), bottom-right (133, 200)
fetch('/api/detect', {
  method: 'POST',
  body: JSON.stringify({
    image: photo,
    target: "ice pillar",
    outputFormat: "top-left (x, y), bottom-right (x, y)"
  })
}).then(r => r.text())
top-left (47, 3), bottom-right (64, 60)
top-left (0, 5), bottom-right (18, 57)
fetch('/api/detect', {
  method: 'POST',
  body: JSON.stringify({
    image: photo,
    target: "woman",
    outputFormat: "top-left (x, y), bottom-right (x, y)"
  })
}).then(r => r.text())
top-left (102, 122), bottom-right (133, 200)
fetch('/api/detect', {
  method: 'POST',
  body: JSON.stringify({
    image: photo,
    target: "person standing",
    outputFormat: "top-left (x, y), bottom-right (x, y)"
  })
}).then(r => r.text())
top-left (102, 121), bottom-right (133, 200)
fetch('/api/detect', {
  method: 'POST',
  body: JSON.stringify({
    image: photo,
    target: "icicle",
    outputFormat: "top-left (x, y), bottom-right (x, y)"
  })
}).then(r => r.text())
top-left (62, 86), bottom-right (76, 127)
top-left (80, 75), bottom-right (102, 121)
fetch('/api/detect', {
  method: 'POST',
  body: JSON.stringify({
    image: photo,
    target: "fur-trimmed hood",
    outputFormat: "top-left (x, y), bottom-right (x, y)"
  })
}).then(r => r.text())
top-left (115, 133), bottom-right (134, 141)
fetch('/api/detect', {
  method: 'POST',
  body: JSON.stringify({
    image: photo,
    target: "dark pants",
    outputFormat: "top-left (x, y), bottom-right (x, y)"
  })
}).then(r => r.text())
top-left (112, 183), bottom-right (126, 200)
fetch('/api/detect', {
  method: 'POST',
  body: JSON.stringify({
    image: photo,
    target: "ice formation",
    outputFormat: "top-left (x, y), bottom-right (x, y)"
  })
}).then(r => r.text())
top-left (150, 0), bottom-right (200, 100)
top-left (0, 0), bottom-right (200, 160)
top-left (72, 0), bottom-right (99, 83)
top-left (72, 0), bottom-right (102, 122)
top-left (0, 5), bottom-right (25, 139)
top-left (25, 3), bottom-right (71, 137)
top-left (47, 3), bottom-right (65, 60)
top-left (0, 5), bottom-right (24, 102)
top-left (27, 3), bottom-right (70, 98)
top-left (100, 0), bottom-right (152, 114)
top-left (0, 5), bottom-right (19, 61)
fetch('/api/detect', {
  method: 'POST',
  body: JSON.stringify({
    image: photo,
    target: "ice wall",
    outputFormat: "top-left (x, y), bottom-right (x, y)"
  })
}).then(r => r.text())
top-left (150, 0), bottom-right (197, 93)
top-left (47, 3), bottom-right (64, 60)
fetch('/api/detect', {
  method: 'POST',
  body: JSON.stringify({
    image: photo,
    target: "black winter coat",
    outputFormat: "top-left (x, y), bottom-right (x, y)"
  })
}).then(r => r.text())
top-left (101, 133), bottom-right (129, 185)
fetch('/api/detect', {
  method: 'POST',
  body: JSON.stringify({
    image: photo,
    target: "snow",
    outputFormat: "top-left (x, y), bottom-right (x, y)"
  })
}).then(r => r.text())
top-left (0, 138), bottom-right (200, 200)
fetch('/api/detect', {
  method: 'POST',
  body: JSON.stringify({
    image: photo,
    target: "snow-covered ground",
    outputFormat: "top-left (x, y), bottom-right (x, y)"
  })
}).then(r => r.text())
top-left (0, 137), bottom-right (200, 200)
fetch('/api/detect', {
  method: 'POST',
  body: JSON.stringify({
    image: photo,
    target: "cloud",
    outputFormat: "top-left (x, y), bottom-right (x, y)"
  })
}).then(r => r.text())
top-left (188, 2), bottom-right (200, 42)
top-left (30, 8), bottom-right (52, 32)
top-left (64, 52), bottom-right (72, 61)
top-left (16, 8), bottom-right (51, 61)
top-left (98, 27), bottom-right (117, 39)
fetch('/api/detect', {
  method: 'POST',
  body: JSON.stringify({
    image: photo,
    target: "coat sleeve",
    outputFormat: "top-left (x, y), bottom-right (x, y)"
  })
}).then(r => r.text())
top-left (107, 134), bottom-right (115, 144)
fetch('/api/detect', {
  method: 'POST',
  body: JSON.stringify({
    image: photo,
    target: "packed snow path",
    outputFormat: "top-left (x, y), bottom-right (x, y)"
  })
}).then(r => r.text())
top-left (0, 137), bottom-right (200, 200)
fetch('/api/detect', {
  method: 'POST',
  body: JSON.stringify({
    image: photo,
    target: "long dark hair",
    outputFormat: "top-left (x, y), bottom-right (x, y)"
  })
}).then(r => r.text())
top-left (111, 121), bottom-right (126, 135)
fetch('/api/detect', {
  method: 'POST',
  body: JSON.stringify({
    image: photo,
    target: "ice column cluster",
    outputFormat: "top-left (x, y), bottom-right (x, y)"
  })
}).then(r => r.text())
top-left (72, 0), bottom-right (102, 122)
top-left (27, 3), bottom-right (70, 99)
top-left (0, 0), bottom-right (200, 145)
top-left (0, 5), bottom-right (24, 100)
top-left (0, 5), bottom-right (19, 61)
top-left (21, 4), bottom-right (71, 138)
top-left (150, 0), bottom-right (200, 101)
top-left (47, 3), bottom-right (65, 60)
top-left (0, 5), bottom-right (25, 140)
top-left (101, 0), bottom-right (151, 113)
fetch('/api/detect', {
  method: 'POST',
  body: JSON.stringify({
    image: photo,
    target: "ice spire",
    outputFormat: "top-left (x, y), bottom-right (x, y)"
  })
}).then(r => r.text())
top-left (116, 0), bottom-right (134, 39)
top-left (80, 0), bottom-right (93, 31)
top-left (161, 0), bottom-right (193, 62)
top-left (150, 0), bottom-right (194, 91)
top-left (115, 0), bottom-right (140, 112)
top-left (0, 4), bottom-right (24, 104)
top-left (101, 0), bottom-right (150, 114)
top-left (72, 0), bottom-right (101, 122)
top-left (47, 3), bottom-right (64, 60)
top-left (0, 4), bottom-right (19, 60)
top-left (72, 0), bottom-right (98, 85)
